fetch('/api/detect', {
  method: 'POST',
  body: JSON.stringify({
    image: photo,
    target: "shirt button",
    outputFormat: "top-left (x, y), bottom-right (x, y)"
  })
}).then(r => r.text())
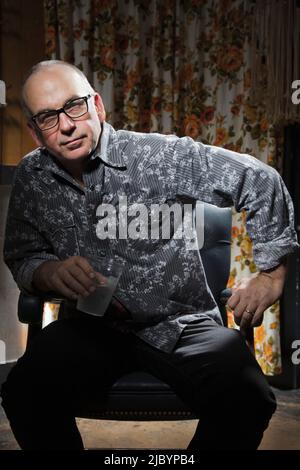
top-left (99, 250), bottom-right (106, 257)
top-left (89, 184), bottom-right (95, 191)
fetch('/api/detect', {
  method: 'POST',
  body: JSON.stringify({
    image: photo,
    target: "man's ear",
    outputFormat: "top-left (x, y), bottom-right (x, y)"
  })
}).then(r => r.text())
top-left (27, 122), bottom-right (43, 147)
top-left (94, 94), bottom-right (106, 122)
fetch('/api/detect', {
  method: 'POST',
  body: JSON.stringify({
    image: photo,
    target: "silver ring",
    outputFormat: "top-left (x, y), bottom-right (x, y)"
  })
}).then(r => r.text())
top-left (245, 309), bottom-right (254, 316)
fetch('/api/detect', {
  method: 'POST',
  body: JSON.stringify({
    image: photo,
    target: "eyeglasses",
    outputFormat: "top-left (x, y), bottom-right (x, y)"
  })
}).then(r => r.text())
top-left (31, 94), bottom-right (93, 131)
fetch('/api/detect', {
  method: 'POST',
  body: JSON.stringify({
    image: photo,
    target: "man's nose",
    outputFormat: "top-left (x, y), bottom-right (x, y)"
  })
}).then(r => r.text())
top-left (58, 112), bottom-right (76, 132)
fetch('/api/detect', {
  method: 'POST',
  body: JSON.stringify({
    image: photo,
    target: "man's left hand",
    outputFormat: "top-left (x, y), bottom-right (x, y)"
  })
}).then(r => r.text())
top-left (227, 262), bottom-right (287, 335)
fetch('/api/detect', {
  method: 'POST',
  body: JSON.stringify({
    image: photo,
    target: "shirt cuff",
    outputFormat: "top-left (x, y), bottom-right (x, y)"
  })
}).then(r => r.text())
top-left (17, 256), bottom-right (59, 294)
top-left (253, 229), bottom-right (300, 271)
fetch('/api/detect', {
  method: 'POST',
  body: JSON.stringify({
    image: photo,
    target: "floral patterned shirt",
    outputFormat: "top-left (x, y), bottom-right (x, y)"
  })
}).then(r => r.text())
top-left (4, 122), bottom-right (299, 352)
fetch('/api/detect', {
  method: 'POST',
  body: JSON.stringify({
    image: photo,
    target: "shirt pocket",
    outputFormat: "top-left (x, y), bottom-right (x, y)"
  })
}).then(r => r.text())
top-left (40, 213), bottom-right (80, 259)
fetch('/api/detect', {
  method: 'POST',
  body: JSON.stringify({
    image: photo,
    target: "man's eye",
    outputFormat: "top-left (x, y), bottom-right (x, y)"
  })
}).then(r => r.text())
top-left (38, 112), bottom-right (57, 124)
top-left (65, 99), bottom-right (85, 112)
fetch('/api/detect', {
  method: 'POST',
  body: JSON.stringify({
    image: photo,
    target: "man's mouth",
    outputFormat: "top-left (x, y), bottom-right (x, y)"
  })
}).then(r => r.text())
top-left (63, 136), bottom-right (85, 149)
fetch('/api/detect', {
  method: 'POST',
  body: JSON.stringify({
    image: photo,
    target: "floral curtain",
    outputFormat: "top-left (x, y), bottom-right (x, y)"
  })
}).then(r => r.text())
top-left (44, 0), bottom-right (282, 374)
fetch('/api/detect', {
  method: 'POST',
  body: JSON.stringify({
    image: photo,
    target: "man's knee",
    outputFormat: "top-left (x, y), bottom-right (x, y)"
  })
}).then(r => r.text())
top-left (221, 329), bottom-right (276, 423)
top-left (211, 327), bottom-right (276, 416)
top-left (1, 357), bottom-right (34, 417)
top-left (209, 327), bottom-right (253, 374)
top-left (240, 358), bottom-right (277, 422)
top-left (1, 369), bottom-right (20, 420)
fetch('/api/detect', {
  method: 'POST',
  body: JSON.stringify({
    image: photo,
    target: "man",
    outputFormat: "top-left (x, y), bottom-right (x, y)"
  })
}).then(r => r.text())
top-left (1, 60), bottom-right (298, 450)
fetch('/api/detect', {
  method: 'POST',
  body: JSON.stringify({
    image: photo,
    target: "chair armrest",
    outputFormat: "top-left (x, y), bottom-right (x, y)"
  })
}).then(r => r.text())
top-left (18, 288), bottom-right (233, 325)
top-left (17, 292), bottom-right (64, 324)
top-left (219, 288), bottom-right (232, 305)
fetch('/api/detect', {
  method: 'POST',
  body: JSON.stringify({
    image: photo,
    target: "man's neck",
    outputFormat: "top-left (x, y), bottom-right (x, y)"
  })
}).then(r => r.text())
top-left (66, 161), bottom-right (86, 186)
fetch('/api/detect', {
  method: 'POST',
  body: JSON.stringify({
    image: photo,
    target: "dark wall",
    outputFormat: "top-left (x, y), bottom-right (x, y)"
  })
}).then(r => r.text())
top-left (0, 0), bottom-right (45, 171)
top-left (269, 124), bottom-right (300, 388)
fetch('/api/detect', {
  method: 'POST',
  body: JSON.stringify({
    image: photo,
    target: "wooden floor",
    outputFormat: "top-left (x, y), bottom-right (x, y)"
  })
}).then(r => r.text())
top-left (0, 387), bottom-right (299, 450)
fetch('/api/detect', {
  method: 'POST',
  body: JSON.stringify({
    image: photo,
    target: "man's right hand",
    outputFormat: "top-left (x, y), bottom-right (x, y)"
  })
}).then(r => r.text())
top-left (32, 256), bottom-right (102, 300)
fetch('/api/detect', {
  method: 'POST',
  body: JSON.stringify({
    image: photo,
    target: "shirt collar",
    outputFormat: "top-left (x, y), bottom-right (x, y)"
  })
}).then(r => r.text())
top-left (93, 121), bottom-right (127, 169)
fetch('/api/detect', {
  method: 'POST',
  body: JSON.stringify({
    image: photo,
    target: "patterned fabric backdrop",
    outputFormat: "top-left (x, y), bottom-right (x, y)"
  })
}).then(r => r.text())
top-left (44, 0), bottom-right (282, 374)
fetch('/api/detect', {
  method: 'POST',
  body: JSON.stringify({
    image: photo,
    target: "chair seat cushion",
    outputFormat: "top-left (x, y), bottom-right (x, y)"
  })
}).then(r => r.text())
top-left (111, 371), bottom-right (172, 391)
top-left (76, 371), bottom-right (196, 420)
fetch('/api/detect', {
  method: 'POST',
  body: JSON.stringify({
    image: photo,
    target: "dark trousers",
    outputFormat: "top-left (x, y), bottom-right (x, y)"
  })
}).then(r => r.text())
top-left (0, 316), bottom-right (276, 450)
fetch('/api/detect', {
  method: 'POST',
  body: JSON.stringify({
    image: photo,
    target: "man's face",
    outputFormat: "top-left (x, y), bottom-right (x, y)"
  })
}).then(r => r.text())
top-left (24, 65), bottom-right (105, 166)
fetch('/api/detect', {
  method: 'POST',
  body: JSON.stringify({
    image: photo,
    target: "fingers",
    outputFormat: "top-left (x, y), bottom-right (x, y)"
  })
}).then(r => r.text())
top-left (249, 304), bottom-right (265, 328)
top-left (48, 256), bottom-right (106, 300)
top-left (239, 307), bottom-right (256, 333)
top-left (75, 257), bottom-right (108, 285)
top-left (227, 291), bottom-right (240, 310)
top-left (226, 270), bottom-right (282, 336)
top-left (60, 270), bottom-right (95, 297)
top-left (227, 282), bottom-right (266, 334)
top-left (232, 303), bottom-right (263, 330)
top-left (49, 275), bottom-right (82, 301)
top-left (74, 257), bottom-right (96, 280)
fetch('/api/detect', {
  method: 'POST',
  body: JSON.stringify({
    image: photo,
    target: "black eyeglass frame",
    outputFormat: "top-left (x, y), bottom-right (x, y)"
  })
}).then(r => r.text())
top-left (31, 94), bottom-right (93, 131)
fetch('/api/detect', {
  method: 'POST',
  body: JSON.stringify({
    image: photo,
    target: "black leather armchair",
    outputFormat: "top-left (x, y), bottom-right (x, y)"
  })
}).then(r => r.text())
top-left (17, 202), bottom-right (232, 421)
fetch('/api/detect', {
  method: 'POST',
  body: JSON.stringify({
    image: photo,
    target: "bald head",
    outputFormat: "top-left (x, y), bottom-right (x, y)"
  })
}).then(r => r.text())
top-left (22, 60), bottom-right (94, 117)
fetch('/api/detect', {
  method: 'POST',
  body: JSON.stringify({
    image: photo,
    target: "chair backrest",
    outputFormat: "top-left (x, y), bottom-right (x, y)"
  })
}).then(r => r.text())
top-left (198, 202), bottom-right (232, 322)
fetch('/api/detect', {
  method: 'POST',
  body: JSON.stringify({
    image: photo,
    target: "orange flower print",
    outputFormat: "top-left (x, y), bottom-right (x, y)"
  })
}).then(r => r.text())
top-left (101, 47), bottom-right (114, 69)
top-left (123, 69), bottom-right (139, 94)
top-left (255, 325), bottom-right (266, 344)
top-left (241, 210), bottom-right (247, 225)
top-left (214, 127), bottom-right (228, 146)
top-left (227, 267), bottom-right (237, 289)
top-left (259, 138), bottom-right (268, 151)
top-left (151, 97), bottom-right (162, 115)
top-left (74, 19), bottom-right (88, 40)
top-left (231, 105), bottom-right (240, 116)
top-left (227, 276), bottom-right (236, 289)
top-left (232, 226), bottom-right (239, 239)
top-left (231, 95), bottom-right (243, 115)
top-left (240, 237), bottom-right (253, 258)
top-left (183, 114), bottom-right (201, 139)
top-left (200, 106), bottom-right (215, 124)
top-left (260, 118), bottom-right (269, 132)
top-left (244, 103), bottom-right (257, 123)
top-left (224, 143), bottom-right (236, 152)
top-left (263, 342), bottom-right (274, 363)
top-left (217, 46), bottom-right (243, 73)
top-left (227, 310), bottom-right (236, 329)
top-left (163, 102), bottom-right (173, 113)
top-left (46, 26), bottom-right (56, 55)
top-left (127, 103), bottom-right (138, 122)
